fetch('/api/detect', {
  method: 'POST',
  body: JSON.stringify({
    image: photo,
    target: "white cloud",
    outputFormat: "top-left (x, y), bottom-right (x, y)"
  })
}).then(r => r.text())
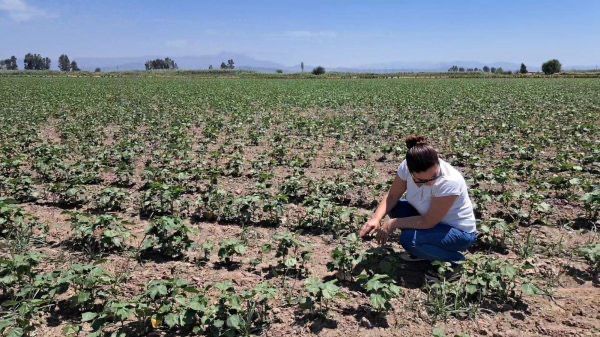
top-left (0, 0), bottom-right (53, 22)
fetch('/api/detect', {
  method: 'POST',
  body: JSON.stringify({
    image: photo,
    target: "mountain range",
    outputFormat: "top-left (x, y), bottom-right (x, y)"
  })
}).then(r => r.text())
top-left (76, 52), bottom-right (596, 73)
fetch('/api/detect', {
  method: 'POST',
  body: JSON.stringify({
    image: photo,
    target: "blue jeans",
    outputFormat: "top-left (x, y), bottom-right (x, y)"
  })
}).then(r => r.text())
top-left (389, 200), bottom-right (477, 262)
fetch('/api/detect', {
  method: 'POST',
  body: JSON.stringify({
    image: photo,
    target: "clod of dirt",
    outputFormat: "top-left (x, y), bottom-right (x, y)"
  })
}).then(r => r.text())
top-left (360, 316), bottom-right (373, 329)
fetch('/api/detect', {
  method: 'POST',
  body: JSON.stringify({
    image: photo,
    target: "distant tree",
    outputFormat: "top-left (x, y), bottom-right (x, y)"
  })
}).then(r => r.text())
top-left (458, 67), bottom-right (465, 72)
top-left (541, 59), bottom-right (561, 74)
top-left (496, 67), bottom-right (504, 74)
top-left (165, 57), bottom-right (177, 69)
top-left (0, 56), bottom-right (18, 70)
top-left (276, 69), bottom-right (283, 73)
top-left (483, 65), bottom-right (490, 72)
top-left (447, 65), bottom-right (458, 72)
top-left (490, 67), bottom-right (497, 73)
top-left (70, 61), bottom-right (80, 71)
top-left (519, 63), bottom-right (528, 74)
top-left (58, 54), bottom-right (71, 71)
top-left (94, 67), bottom-right (101, 73)
top-left (10, 56), bottom-right (18, 70)
top-left (23, 53), bottom-right (50, 70)
top-left (145, 58), bottom-right (178, 70)
top-left (220, 59), bottom-right (235, 70)
top-left (312, 66), bottom-right (325, 75)
top-left (301, 61), bottom-right (304, 72)
top-left (208, 64), bottom-right (213, 70)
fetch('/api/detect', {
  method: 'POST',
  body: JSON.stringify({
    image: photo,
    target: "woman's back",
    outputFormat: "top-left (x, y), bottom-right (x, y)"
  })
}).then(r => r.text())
top-left (397, 158), bottom-right (476, 233)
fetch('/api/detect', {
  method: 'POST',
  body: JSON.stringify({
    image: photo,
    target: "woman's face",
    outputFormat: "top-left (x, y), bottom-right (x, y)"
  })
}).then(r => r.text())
top-left (410, 164), bottom-right (441, 186)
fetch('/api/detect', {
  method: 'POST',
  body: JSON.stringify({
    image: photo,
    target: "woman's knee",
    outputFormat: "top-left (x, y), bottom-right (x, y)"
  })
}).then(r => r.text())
top-left (399, 229), bottom-right (416, 249)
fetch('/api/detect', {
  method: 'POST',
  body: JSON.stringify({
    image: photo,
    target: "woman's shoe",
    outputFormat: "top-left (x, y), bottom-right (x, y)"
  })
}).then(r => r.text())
top-left (399, 252), bottom-right (426, 262)
top-left (424, 263), bottom-right (463, 284)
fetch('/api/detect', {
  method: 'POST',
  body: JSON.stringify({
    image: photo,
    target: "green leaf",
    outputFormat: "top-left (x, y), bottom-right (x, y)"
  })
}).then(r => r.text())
top-left (284, 257), bottom-right (297, 268)
top-left (522, 283), bottom-right (540, 295)
top-left (370, 294), bottom-right (387, 310)
top-left (465, 284), bottom-right (478, 295)
top-left (6, 327), bottom-right (24, 337)
top-left (81, 312), bottom-right (98, 322)
top-left (149, 284), bottom-right (168, 299)
top-left (164, 313), bottom-right (179, 328)
top-left (226, 314), bottom-right (242, 329)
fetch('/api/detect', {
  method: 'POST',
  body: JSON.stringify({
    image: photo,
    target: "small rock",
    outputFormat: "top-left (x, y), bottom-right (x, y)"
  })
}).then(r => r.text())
top-left (360, 316), bottom-right (372, 329)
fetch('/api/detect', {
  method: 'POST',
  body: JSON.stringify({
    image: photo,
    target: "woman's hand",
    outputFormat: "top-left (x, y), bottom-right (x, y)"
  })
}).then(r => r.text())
top-left (375, 219), bottom-right (398, 245)
top-left (359, 219), bottom-right (380, 239)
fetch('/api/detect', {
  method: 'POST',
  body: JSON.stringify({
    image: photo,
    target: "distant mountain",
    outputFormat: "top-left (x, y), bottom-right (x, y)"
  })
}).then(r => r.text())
top-left (77, 52), bottom-right (284, 72)
top-left (75, 53), bottom-right (593, 73)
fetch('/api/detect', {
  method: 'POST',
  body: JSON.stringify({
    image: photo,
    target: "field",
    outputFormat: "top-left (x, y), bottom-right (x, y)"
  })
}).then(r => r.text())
top-left (0, 74), bottom-right (599, 337)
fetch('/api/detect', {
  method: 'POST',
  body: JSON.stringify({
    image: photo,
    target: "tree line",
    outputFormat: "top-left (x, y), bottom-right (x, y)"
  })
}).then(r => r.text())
top-left (448, 59), bottom-right (562, 75)
top-left (1, 54), bottom-right (564, 75)
top-left (0, 53), bottom-right (80, 71)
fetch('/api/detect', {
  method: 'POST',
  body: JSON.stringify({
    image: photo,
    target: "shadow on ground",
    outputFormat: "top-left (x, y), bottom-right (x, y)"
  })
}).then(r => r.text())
top-left (354, 246), bottom-right (430, 289)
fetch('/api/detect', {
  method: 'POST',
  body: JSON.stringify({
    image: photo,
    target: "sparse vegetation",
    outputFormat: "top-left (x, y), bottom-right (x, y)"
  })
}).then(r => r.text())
top-left (0, 73), bottom-right (598, 336)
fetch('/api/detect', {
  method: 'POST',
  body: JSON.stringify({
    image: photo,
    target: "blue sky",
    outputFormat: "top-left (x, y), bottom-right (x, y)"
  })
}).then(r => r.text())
top-left (1, 0), bottom-right (599, 67)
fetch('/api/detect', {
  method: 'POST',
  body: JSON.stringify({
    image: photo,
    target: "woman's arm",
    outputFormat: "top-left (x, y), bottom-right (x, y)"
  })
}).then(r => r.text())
top-left (375, 194), bottom-right (458, 244)
top-left (392, 195), bottom-right (458, 230)
top-left (359, 175), bottom-right (407, 238)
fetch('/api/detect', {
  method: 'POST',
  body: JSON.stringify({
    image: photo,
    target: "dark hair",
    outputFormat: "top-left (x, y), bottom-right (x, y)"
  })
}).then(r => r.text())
top-left (405, 135), bottom-right (439, 173)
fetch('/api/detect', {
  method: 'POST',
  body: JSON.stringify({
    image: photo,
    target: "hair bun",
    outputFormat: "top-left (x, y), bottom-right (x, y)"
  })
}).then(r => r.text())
top-left (405, 135), bottom-right (428, 150)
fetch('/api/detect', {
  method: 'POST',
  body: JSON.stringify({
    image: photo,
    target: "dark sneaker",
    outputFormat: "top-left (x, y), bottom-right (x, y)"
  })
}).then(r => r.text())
top-left (424, 263), bottom-right (463, 284)
top-left (399, 252), bottom-right (426, 262)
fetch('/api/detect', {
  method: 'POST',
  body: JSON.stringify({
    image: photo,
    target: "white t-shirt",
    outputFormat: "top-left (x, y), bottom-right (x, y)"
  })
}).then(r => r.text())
top-left (396, 158), bottom-right (476, 233)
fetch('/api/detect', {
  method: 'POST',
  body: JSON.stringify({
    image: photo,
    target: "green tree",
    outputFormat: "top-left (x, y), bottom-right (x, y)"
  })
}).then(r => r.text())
top-left (541, 59), bottom-right (561, 74)
top-left (483, 65), bottom-right (490, 72)
top-left (220, 59), bottom-right (235, 70)
top-left (23, 53), bottom-right (50, 70)
top-left (312, 66), bottom-right (325, 75)
top-left (70, 61), bottom-right (80, 71)
top-left (519, 63), bottom-right (527, 74)
top-left (144, 58), bottom-right (178, 70)
top-left (9, 56), bottom-right (18, 70)
top-left (301, 61), bottom-right (304, 72)
top-left (58, 54), bottom-right (71, 71)
top-left (0, 56), bottom-right (18, 70)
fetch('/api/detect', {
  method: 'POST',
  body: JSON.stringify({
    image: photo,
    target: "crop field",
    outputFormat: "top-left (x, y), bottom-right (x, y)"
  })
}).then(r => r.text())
top-left (0, 75), bottom-right (599, 337)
